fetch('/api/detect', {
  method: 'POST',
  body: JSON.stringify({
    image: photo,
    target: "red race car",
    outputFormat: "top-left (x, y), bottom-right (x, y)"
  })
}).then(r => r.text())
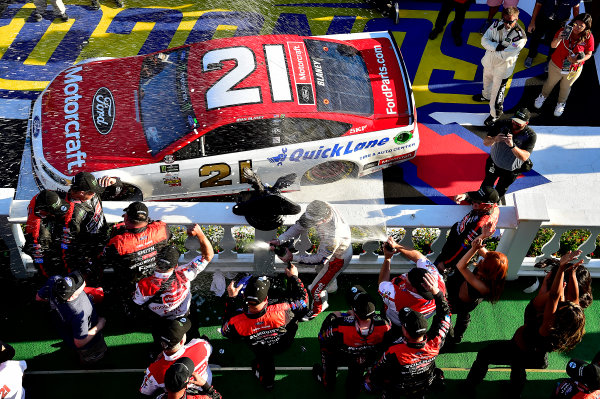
top-left (25, 31), bottom-right (418, 200)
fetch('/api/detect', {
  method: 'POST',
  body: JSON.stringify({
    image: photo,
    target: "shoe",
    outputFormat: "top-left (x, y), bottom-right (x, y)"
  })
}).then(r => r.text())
top-left (484, 115), bottom-right (498, 127)
top-left (554, 102), bottom-right (566, 117)
top-left (115, 0), bottom-right (124, 6)
top-left (32, 11), bottom-right (43, 22)
top-left (453, 33), bottom-right (463, 46)
top-left (60, 13), bottom-right (68, 22)
top-left (428, 27), bottom-right (442, 40)
top-left (479, 19), bottom-right (492, 34)
top-left (534, 93), bottom-right (546, 109)
top-left (524, 56), bottom-right (533, 68)
top-left (472, 94), bottom-right (489, 102)
top-left (91, 0), bottom-right (100, 10)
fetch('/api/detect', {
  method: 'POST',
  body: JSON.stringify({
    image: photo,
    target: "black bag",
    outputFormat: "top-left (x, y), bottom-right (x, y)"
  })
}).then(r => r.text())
top-left (519, 158), bottom-right (533, 173)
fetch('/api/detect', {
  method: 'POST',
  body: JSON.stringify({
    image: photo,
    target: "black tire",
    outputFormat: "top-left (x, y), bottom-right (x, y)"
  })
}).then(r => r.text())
top-left (301, 161), bottom-right (357, 185)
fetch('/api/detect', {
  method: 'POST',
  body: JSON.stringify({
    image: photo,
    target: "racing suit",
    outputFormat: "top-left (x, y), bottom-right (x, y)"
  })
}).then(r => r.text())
top-left (480, 20), bottom-right (527, 118)
top-left (221, 274), bottom-right (308, 388)
top-left (317, 311), bottom-right (392, 398)
top-left (140, 338), bottom-right (212, 397)
top-left (23, 192), bottom-right (104, 276)
top-left (277, 206), bottom-right (352, 316)
top-left (434, 203), bottom-right (499, 273)
top-left (378, 258), bottom-right (447, 332)
top-left (366, 291), bottom-right (451, 399)
top-left (552, 380), bottom-right (600, 399)
top-left (102, 220), bottom-right (172, 309)
top-left (133, 254), bottom-right (209, 345)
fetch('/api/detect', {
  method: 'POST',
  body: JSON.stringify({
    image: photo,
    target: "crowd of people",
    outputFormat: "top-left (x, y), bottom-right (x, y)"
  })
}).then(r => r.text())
top-left (1, 171), bottom-right (595, 398)
top-left (4, 0), bottom-right (596, 398)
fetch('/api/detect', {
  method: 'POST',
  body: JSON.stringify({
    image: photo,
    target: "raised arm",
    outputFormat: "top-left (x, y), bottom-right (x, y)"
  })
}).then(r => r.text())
top-left (188, 224), bottom-right (214, 262)
top-left (539, 251), bottom-right (583, 336)
top-left (456, 238), bottom-right (490, 296)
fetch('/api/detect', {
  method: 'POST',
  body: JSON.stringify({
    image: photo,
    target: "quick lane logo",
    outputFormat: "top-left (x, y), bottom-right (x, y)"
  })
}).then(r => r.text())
top-left (63, 66), bottom-right (87, 170)
top-left (92, 87), bottom-right (115, 135)
top-left (268, 137), bottom-right (390, 166)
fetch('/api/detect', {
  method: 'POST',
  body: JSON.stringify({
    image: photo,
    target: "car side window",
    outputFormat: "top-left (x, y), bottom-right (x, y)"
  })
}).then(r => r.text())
top-left (172, 118), bottom-right (351, 160)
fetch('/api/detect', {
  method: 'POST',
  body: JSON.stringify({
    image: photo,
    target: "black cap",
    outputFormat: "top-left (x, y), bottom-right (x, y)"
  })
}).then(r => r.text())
top-left (0, 341), bottom-right (16, 363)
top-left (566, 359), bottom-right (600, 391)
top-left (407, 268), bottom-right (434, 300)
top-left (347, 285), bottom-right (376, 319)
top-left (512, 107), bottom-right (531, 124)
top-left (157, 245), bottom-right (180, 272)
top-left (244, 276), bottom-right (270, 304)
top-left (399, 307), bottom-right (428, 338)
top-left (165, 357), bottom-right (195, 392)
top-left (52, 271), bottom-right (85, 302)
top-left (299, 200), bottom-right (332, 227)
top-left (71, 172), bottom-right (104, 194)
top-left (159, 318), bottom-right (191, 349)
top-left (466, 186), bottom-right (500, 204)
top-left (123, 201), bottom-right (149, 222)
top-left (34, 190), bottom-right (70, 215)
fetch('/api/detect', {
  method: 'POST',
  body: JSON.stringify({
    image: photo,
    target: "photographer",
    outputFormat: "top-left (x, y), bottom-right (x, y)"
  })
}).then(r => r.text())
top-left (480, 107), bottom-right (536, 199)
top-left (533, 14), bottom-right (594, 117)
top-left (221, 265), bottom-right (309, 390)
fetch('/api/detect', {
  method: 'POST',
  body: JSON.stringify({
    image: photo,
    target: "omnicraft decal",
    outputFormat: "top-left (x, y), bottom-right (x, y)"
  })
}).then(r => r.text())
top-left (0, 3), bottom-right (540, 114)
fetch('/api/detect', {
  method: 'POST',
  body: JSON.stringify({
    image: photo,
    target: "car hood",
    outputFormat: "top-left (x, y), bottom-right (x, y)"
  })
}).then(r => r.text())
top-left (38, 57), bottom-right (154, 175)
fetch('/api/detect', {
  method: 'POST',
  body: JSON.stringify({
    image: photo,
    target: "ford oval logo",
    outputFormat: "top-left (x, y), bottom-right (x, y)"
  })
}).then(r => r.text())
top-left (92, 87), bottom-right (115, 135)
top-left (32, 116), bottom-right (41, 138)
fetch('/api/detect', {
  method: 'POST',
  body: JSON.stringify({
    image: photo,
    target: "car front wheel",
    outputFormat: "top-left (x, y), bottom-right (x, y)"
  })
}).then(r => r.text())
top-left (301, 161), bottom-right (357, 185)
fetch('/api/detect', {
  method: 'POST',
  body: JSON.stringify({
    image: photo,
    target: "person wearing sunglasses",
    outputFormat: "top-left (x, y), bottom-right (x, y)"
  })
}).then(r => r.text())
top-left (473, 7), bottom-right (527, 127)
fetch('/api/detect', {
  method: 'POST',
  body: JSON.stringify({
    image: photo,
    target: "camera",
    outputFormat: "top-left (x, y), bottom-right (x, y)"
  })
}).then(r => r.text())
top-left (383, 242), bottom-right (394, 252)
top-left (560, 24), bottom-right (574, 40)
top-left (500, 126), bottom-right (510, 136)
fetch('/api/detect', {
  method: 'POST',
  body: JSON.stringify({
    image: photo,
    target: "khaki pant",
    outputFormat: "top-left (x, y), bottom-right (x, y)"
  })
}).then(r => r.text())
top-left (33, 0), bottom-right (66, 15)
top-left (541, 60), bottom-right (583, 104)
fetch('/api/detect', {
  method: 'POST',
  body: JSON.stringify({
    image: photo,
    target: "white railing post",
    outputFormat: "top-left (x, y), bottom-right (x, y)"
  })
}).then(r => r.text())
top-left (497, 192), bottom-right (550, 280)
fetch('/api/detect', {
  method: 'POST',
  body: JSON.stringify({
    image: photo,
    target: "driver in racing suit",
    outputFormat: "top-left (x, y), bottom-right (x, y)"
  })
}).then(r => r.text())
top-left (270, 200), bottom-right (352, 319)
top-left (473, 6), bottom-right (527, 127)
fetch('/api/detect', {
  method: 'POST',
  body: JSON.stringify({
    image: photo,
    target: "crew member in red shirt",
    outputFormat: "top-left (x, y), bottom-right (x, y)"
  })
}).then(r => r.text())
top-left (365, 272), bottom-right (451, 399)
top-left (313, 285), bottom-right (392, 398)
top-left (221, 266), bottom-right (309, 390)
top-left (140, 318), bottom-right (212, 398)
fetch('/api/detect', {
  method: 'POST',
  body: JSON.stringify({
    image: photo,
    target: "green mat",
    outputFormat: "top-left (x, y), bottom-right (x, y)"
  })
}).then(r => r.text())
top-left (2, 273), bottom-right (598, 398)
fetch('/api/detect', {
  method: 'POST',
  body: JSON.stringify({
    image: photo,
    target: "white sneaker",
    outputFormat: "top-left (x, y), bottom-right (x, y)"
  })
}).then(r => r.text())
top-left (554, 102), bottom-right (566, 117)
top-left (534, 94), bottom-right (546, 109)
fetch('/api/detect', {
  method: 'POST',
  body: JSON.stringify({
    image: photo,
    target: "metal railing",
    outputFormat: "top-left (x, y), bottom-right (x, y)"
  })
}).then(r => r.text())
top-left (2, 188), bottom-right (598, 279)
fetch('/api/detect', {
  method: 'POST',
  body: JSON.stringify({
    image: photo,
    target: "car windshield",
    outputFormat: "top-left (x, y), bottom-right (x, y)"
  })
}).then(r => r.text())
top-left (138, 47), bottom-right (198, 156)
top-left (304, 39), bottom-right (374, 116)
